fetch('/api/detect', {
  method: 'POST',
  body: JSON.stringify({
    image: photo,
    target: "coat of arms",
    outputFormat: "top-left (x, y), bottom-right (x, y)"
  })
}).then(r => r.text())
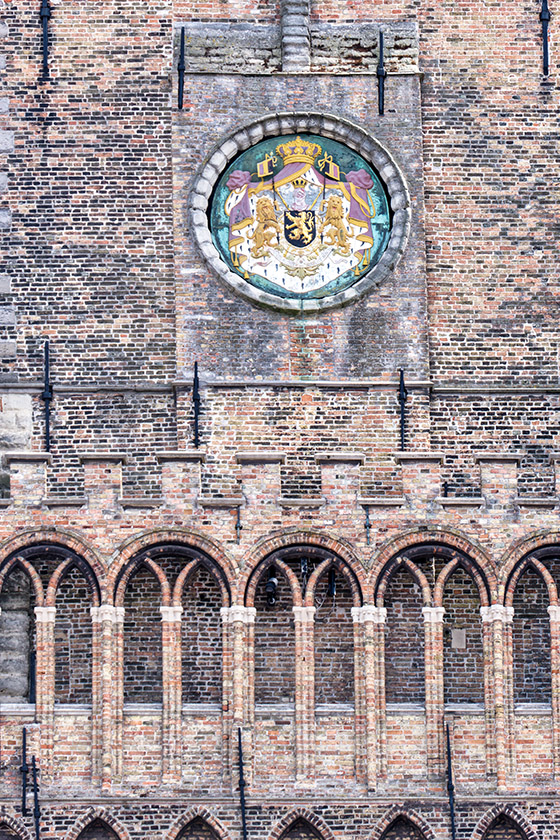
top-left (210, 134), bottom-right (391, 299)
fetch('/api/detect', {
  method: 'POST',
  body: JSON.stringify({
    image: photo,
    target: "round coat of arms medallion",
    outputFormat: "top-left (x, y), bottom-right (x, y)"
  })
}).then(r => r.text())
top-left (209, 134), bottom-right (392, 301)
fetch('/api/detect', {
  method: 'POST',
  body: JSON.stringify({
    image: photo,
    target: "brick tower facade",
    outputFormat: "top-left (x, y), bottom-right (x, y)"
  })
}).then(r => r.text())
top-left (0, 0), bottom-right (559, 839)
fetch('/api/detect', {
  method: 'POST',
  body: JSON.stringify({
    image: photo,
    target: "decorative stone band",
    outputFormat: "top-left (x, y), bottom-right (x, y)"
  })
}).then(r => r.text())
top-left (548, 605), bottom-right (560, 622)
top-left (34, 606), bottom-right (56, 622)
top-left (292, 606), bottom-right (316, 622)
top-left (422, 606), bottom-right (446, 623)
top-left (223, 606), bottom-right (257, 624)
top-left (189, 112), bottom-right (411, 315)
top-left (160, 606), bottom-right (184, 622)
top-left (90, 605), bottom-right (126, 623)
top-left (480, 605), bottom-right (514, 623)
top-left (351, 605), bottom-right (387, 624)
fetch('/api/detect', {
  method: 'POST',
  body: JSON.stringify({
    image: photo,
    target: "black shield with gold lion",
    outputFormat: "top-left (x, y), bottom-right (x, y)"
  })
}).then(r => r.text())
top-left (284, 210), bottom-right (316, 249)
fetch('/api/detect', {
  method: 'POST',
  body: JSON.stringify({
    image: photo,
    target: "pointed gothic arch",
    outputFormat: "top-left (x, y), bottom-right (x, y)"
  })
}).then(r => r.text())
top-left (0, 815), bottom-right (34, 840)
top-left (64, 809), bottom-right (132, 840)
top-left (470, 806), bottom-right (538, 840)
top-left (268, 808), bottom-right (336, 840)
top-left (371, 808), bottom-right (436, 840)
top-left (165, 808), bottom-right (232, 840)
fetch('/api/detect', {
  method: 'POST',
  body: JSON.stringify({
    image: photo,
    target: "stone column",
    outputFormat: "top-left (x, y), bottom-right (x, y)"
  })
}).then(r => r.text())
top-left (90, 607), bottom-right (102, 786)
top-left (113, 605), bottom-right (125, 784)
top-left (355, 605), bottom-right (387, 790)
top-left (422, 606), bottom-right (445, 778)
top-left (293, 605), bottom-right (315, 784)
top-left (548, 605), bottom-right (560, 778)
top-left (350, 606), bottom-right (366, 785)
top-left (160, 605), bottom-right (183, 784)
top-left (229, 606), bottom-right (256, 789)
top-left (480, 606), bottom-right (496, 777)
top-left (221, 606), bottom-right (234, 782)
top-left (95, 605), bottom-right (119, 791)
top-left (34, 606), bottom-right (56, 781)
top-left (482, 604), bottom-right (513, 790)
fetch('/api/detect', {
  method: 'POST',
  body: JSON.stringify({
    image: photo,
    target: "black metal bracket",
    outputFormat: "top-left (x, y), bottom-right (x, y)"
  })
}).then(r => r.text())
top-left (442, 480), bottom-right (449, 498)
top-left (398, 368), bottom-right (408, 450)
top-left (364, 505), bottom-right (371, 546)
top-left (193, 361), bottom-right (201, 448)
top-left (446, 723), bottom-right (457, 840)
top-left (39, 0), bottom-right (51, 80)
top-left (177, 27), bottom-right (186, 109)
top-left (237, 728), bottom-right (248, 840)
top-left (31, 755), bottom-right (41, 840)
top-left (41, 341), bottom-right (53, 452)
top-left (20, 728), bottom-right (28, 816)
top-left (541, 0), bottom-right (551, 75)
top-left (235, 507), bottom-right (242, 544)
top-left (377, 30), bottom-right (387, 115)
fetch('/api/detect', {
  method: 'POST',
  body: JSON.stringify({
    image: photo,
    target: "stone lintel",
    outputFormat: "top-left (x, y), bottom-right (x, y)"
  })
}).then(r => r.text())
top-left (437, 497), bottom-right (484, 507)
top-left (475, 452), bottom-right (524, 465)
top-left (393, 451), bottom-right (444, 464)
top-left (157, 450), bottom-right (206, 463)
top-left (315, 451), bottom-right (365, 464)
top-left (359, 497), bottom-right (405, 507)
top-left (43, 497), bottom-right (87, 507)
top-left (118, 497), bottom-right (164, 508)
top-left (236, 451), bottom-right (286, 464)
top-left (278, 497), bottom-right (324, 508)
top-left (79, 452), bottom-right (129, 464)
top-left (3, 451), bottom-right (51, 464)
top-left (198, 496), bottom-right (244, 508)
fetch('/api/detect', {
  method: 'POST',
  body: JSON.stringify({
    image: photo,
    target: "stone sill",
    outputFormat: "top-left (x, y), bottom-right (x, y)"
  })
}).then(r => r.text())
top-left (515, 703), bottom-right (552, 715)
top-left (475, 452), bottom-right (524, 464)
top-left (123, 703), bottom-right (162, 715)
top-left (198, 496), bottom-right (244, 508)
top-left (515, 498), bottom-right (558, 509)
top-left (43, 497), bottom-right (87, 507)
top-left (437, 497), bottom-right (484, 508)
top-left (278, 497), bottom-right (324, 508)
top-left (359, 497), bottom-right (405, 507)
top-left (182, 703), bottom-right (221, 716)
top-left (315, 451), bottom-right (365, 464)
top-left (444, 703), bottom-right (485, 715)
top-left (157, 450), bottom-right (206, 463)
top-left (315, 703), bottom-right (354, 716)
top-left (236, 451), bottom-right (286, 464)
top-left (386, 703), bottom-right (425, 715)
top-left (118, 497), bottom-right (164, 508)
top-left (54, 704), bottom-right (92, 716)
top-left (0, 702), bottom-right (35, 715)
top-left (255, 703), bottom-right (295, 717)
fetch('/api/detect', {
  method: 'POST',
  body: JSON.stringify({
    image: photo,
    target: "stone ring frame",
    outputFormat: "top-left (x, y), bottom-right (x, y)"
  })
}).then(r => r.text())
top-left (189, 112), bottom-right (411, 315)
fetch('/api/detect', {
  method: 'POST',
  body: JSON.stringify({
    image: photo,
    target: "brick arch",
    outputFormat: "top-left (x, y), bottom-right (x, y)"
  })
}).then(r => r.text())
top-left (45, 555), bottom-right (102, 607)
top-left (0, 814), bottom-right (35, 840)
top-left (246, 556), bottom-right (302, 608)
top-left (239, 530), bottom-right (366, 606)
top-left (470, 805), bottom-right (538, 840)
top-left (376, 556), bottom-right (431, 607)
top-left (504, 555), bottom-right (558, 608)
top-left (434, 555), bottom-right (491, 608)
top-left (370, 807), bottom-right (437, 840)
top-left (108, 529), bottom-right (237, 603)
top-left (499, 532), bottom-right (560, 604)
top-left (64, 808), bottom-right (132, 840)
top-left (304, 555), bottom-right (362, 607)
top-left (172, 557), bottom-right (231, 607)
top-left (0, 529), bottom-right (106, 600)
top-left (115, 557), bottom-right (171, 607)
top-left (0, 555), bottom-right (44, 605)
top-left (268, 808), bottom-right (336, 840)
top-left (165, 808), bottom-right (232, 840)
top-left (369, 528), bottom-right (496, 604)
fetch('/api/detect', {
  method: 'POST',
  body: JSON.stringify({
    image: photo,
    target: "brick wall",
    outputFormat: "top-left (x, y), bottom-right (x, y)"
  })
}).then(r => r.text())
top-left (181, 566), bottom-right (222, 704)
top-left (385, 567), bottom-right (424, 704)
top-left (54, 565), bottom-right (92, 704)
top-left (123, 566), bottom-right (163, 703)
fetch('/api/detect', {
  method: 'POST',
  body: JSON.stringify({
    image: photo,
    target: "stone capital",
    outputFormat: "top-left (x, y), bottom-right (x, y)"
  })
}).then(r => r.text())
top-left (34, 606), bottom-right (56, 623)
top-left (292, 606), bottom-right (316, 622)
top-left (229, 606), bottom-right (257, 624)
top-left (481, 604), bottom-right (514, 623)
top-left (422, 606), bottom-right (445, 623)
top-left (352, 605), bottom-right (387, 624)
top-left (548, 605), bottom-right (560, 622)
top-left (160, 605), bottom-right (184, 622)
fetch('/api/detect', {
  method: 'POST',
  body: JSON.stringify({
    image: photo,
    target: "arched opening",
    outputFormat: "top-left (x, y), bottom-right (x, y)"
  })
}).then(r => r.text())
top-left (442, 565), bottom-right (484, 703)
top-left (55, 565), bottom-right (93, 703)
top-left (182, 564), bottom-right (223, 704)
top-left (381, 817), bottom-right (426, 840)
top-left (384, 566), bottom-right (425, 703)
top-left (0, 566), bottom-right (36, 702)
top-left (254, 562), bottom-right (296, 705)
top-left (314, 565), bottom-right (354, 705)
top-left (512, 565), bottom-right (551, 703)
top-left (177, 819), bottom-right (219, 840)
top-left (76, 821), bottom-right (120, 840)
top-left (123, 564), bottom-right (163, 703)
top-left (280, 819), bottom-right (322, 840)
top-left (482, 815), bottom-right (527, 840)
top-left (0, 824), bottom-right (26, 840)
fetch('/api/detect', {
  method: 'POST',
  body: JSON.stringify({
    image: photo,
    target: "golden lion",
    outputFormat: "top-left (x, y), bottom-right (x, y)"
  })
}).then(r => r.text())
top-left (249, 197), bottom-right (281, 257)
top-left (319, 195), bottom-right (351, 255)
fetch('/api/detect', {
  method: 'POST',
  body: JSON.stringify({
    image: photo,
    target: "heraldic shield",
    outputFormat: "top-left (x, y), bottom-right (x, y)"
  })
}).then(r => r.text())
top-left (284, 210), bottom-right (316, 248)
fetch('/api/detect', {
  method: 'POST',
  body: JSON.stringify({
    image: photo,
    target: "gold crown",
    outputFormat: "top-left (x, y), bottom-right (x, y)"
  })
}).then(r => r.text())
top-left (291, 177), bottom-right (308, 189)
top-left (275, 136), bottom-right (322, 166)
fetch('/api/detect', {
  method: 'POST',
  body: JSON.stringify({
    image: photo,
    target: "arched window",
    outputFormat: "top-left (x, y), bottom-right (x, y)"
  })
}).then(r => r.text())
top-left (512, 566), bottom-right (551, 703)
top-left (177, 819), bottom-right (219, 840)
top-left (0, 567), bottom-right (36, 702)
top-left (123, 564), bottom-right (163, 703)
top-left (55, 565), bottom-right (93, 703)
top-left (280, 819), bottom-right (323, 840)
top-left (384, 566), bottom-right (424, 703)
top-left (76, 821), bottom-right (120, 840)
top-left (314, 565), bottom-right (354, 705)
top-left (482, 815), bottom-right (527, 840)
top-left (254, 563), bottom-right (296, 704)
top-left (381, 817), bottom-right (426, 840)
top-left (182, 565), bottom-right (223, 704)
top-left (442, 566), bottom-right (484, 703)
